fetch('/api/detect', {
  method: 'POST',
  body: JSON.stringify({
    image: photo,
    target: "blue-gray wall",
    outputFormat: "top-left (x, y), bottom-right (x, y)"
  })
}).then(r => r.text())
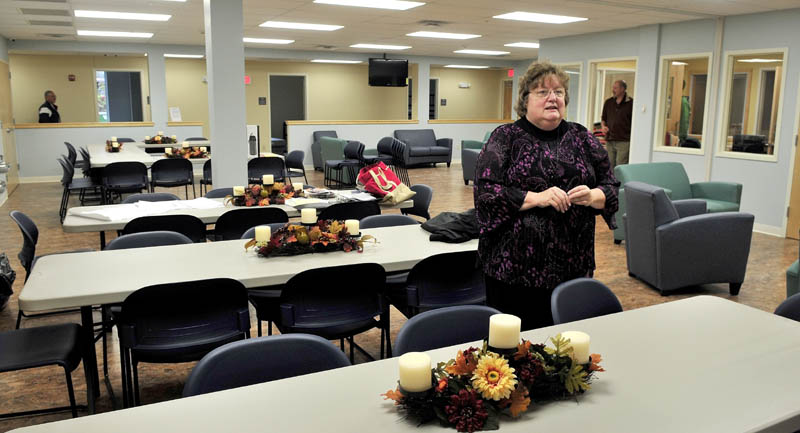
top-left (539, 9), bottom-right (800, 235)
top-left (0, 37), bottom-right (8, 63)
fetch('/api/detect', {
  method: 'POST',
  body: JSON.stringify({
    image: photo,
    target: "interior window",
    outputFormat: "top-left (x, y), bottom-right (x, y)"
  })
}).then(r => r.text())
top-left (95, 70), bottom-right (144, 122)
top-left (655, 56), bottom-right (710, 150)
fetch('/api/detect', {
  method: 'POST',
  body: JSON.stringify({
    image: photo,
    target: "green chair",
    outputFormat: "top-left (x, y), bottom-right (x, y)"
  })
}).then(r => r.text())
top-left (461, 130), bottom-right (493, 186)
top-left (613, 162), bottom-right (742, 244)
top-left (787, 260), bottom-right (799, 298)
top-left (320, 136), bottom-right (353, 187)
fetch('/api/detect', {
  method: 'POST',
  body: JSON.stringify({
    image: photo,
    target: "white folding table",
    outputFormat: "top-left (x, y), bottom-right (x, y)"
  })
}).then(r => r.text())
top-left (10, 296), bottom-right (800, 432)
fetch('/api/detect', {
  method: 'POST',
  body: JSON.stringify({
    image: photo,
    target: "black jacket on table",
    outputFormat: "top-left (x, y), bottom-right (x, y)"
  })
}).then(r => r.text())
top-left (38, 102), bottom-right (60, 123)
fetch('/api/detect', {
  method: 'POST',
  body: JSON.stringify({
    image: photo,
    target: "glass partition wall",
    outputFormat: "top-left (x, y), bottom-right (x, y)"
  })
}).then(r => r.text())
top-left (587, 59), bottom-right (637, 132)
top-left (718, 50), bottom-right (786, 159)
top-left (654, 54), bottom-right (712, 153)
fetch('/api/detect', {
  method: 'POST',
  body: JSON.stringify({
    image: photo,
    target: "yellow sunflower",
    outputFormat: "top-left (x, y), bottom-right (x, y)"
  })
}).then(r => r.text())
top-left (471, 353), bottom-right (518, 401)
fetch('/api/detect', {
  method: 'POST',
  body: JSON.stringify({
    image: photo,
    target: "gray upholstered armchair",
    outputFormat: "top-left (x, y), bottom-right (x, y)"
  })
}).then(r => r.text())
top-left (461, 140), bottom-right (483, 185)
top-left (393, 129), bottom-right (453, 166)
top-left (623, 181), bottom-right (754, 296)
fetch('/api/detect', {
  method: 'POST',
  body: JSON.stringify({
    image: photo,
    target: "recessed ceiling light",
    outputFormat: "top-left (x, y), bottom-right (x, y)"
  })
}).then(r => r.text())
top-left (444, 65), bottom-right (489, 69)
top-left (671, 61), bottom-right (688, 66)
top-left (493, 11), bottom-right (587, 24)
top-left (454, 49), bottom-right (509, 56)
top-left (407, 31), bottom-right (480, 40)
top-left (161, 0), bottom-right (186, 2)
top-left (350, 43), bottom-right (411, 50)
top-left (243, 37), bottom-right (294, 44)
top-left (737, 58), bottom-right (782, 63)
top-left (164, 54), bottom-right (203, 58)
top-left (77, 30), bottom-right (153, 38)
top-left (74, 10), bottom-right (171, 21)
top-left (313, 0), bottom-right (424, 10)
top-left (504, 42), bottom-right (539, 48)
top-left (259, 21), bottom-right (343, 31)
top-left (311, 59), bottom-right (362, 64)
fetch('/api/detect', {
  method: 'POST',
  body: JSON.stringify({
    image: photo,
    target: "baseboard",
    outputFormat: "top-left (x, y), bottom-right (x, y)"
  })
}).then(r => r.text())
top-left (753, 223), bottom-right (784, 238)
top-left (19, 176), bottom-right (60, 183)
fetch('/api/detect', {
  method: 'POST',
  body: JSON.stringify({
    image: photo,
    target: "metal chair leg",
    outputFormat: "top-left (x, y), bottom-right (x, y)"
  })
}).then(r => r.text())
top-left (64, 368), bottom-right (77, 418)
top-left (15, 310), bottom-right (22, 329)
top-left (257, 319), bottom-right (262, 337)
top-left (349, 336), bottom-right (355, 363)
top-left (132, 360), bottom-right (141, 407)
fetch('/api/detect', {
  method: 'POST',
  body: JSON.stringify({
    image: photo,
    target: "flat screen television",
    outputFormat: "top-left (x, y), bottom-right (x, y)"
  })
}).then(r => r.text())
top-left (369, 58), bottom-right (408, 87)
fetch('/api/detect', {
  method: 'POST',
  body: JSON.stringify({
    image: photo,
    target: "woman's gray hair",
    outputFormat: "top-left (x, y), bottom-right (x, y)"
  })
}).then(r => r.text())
top-left (515, 61), bottom-right (570, 118)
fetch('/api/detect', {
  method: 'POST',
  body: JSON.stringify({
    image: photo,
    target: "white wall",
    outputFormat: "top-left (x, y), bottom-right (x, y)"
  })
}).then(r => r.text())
top-left (287, 121), bottom-right (506, 167)
top-left (540, 9), bottom-right (800, 236)
top-left (16, 125), bottom-right (203, 179)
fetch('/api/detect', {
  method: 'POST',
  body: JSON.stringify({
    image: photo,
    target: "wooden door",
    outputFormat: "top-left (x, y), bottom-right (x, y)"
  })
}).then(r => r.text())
top-left (502, 80), bottom-right (512, 119)
top-left (786, 101), bottom-right (800, 238)
top-left (0, 60), bottom-right (18, 194)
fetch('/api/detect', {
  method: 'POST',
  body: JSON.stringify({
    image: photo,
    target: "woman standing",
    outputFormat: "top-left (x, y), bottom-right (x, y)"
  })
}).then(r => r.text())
top-left (474, 62), bottom-right (619, 330)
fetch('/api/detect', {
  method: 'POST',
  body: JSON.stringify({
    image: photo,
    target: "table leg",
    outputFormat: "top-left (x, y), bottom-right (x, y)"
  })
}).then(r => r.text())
top-left (99, 231), bottom-right (106, 250)
top-left (80, 306), bottom-right (99, 414)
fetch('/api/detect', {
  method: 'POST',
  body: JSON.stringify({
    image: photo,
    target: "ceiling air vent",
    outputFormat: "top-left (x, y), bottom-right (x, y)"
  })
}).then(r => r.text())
top-left (315, 45), bottom-right (336, 50)
top-left (417, 20), bottom-right (449, 27)
top-left (19, 8), bottom-right (71, 16)
top-left (38, 33), bottom-right (71, 38)
top-left (29, 20), bottom-right (73, 26)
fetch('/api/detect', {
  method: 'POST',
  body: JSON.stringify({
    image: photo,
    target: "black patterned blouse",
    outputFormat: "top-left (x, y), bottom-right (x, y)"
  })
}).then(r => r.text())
top-left (474, 117), bottom-right (620, 289)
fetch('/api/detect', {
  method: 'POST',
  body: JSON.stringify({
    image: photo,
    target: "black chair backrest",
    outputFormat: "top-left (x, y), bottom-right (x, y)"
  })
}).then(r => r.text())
top-left (202, 159), bottom-right (212, 181)
top-left (116, 138), bottom-right (136, 143)
top-left (151, 158), bottom-right (193, 182)
top-left (248, 157), bottom-right (285, 181)
top-left (406, 250), bottom-right (486, 310)
top-left (360, 214), bottom-right (418, 229)
top-left (376, 137), bottom-right (394, 155)
top-left (121, 193), bottom-right (181, 204)
top-left (122, 215), bottom-right (208, 243)
top-left (402, 184), bottom-right (432, 220)
top-left (313, 130), bottom-right (338, 142)
top-left (775, 293), bottom-right (800, 322)
top-left (9, 211), bottom-right (38, 278)
top-left (394, 305), bottom-right (501, 355)
top-left (64, 142), bottom-right (78, 166)
top-left (118, 278), bottom-right (250, 353)
top-left (183, 333), bottom-right (350, 397)
top-left (241, 222), bottom-right (290, 240)
top-left (285, 150), bottom-right (305, 170)
top-left (343, 141), bottom-right (362, 160)
top-left (103, 162), bottom-right (148, 188)
top-left (58, 157), bottom-right (75, 186)
top-left (550, 278), bottom-right (622, 325)
top-left (105, 231), bottom-right (194, 250)
top-left (205, 187), bottom-right (232, 198)
top-left (214, 208), bottom-right (289, 240)
top-left (318, 201), bottom-right (380, 221)
top-left (186, 137), bottom-right (208, 141)
top-left (280, 263), bottom-right (386, 331)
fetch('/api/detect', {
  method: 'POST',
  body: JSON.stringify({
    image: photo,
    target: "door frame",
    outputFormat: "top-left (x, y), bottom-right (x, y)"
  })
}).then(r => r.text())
top-left (500, 78), bottom-right (513, 120)
top-left (781, 71), bottom-right (800, 237)
top-left (428, 77), bottom-right (439, 120)
top-left (554, 62), bottom-right (583, 124)
top-left (586, 56), bottom-right (638, 130)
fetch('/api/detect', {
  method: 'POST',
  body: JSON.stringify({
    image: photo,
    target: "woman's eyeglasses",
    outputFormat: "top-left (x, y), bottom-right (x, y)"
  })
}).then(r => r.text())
top-left (532, 89), bottom-right (566, 99)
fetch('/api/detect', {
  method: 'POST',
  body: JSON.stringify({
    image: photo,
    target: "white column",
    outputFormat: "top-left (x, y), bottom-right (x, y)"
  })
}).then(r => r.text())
top-left (416, 61), bottom-right (430, 125)
top-left (630, 24), bottom-right (661, 164)
top-left (204, 0), bottom-right (248, 187)
top-left (146, 46), bottom-right (168, 129)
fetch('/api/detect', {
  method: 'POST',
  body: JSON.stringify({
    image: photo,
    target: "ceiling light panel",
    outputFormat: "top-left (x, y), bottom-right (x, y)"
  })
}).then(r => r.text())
top-left (74, 10), bottom-right (171, 21)
top-left (243, 37), bottom-right (295, 44)
top-left (504, 42), bottom-right (539, 48)
top-left (454, 49), bottom-right (509, 56)
top-left (493, 11), bottom-right (587, 24)
top-left (77, 30), bottom-right (153, 38)
top-left (444, 64), bottom-right (488, 69)
top-left (311, 59), bottom-right (362, 64)
top-left (313, 0), bottom-right (424, 11)
top-left (350, 43), bottom-right (411, 50)
top-left (164, 54), bottom-right (204, 58)
top-left (259, 21), bottom-right (343, 31)
top-left (407, 31), bottom-right (480, 40)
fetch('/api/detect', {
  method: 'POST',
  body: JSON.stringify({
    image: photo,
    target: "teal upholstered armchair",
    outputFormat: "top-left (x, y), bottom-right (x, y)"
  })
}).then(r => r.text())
top-left (461, 131), bottom-right (494, 185)
top-left (613, 162), bottom-right (742, 244)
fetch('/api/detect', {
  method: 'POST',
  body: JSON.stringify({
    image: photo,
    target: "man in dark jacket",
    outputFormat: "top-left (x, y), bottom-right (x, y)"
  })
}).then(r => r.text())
top-left (38, 90), bottom-right (60, 123)
top-left (601, 80), bottom-right (632, 169)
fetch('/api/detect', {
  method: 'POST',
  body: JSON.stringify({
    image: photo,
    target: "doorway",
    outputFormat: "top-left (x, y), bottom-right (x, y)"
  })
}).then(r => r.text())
top-left (785, 85), bottom-right (800, 239)
top-left (0, 59), bottom-right (18, 194)
top-left (502, 80), bottom-right (513, 119)
top-left (95, 70), bottom-right (144, 122)
top-left (587, 59), bottom-right (637, 129)
top-left (269, 75), bottom-right (306, 140)
top-left (429, 78), bottom-right (438, 120)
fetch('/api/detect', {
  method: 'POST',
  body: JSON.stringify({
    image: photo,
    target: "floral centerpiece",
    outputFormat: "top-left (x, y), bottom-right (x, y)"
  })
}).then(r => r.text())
top-left (244, 220), bottom-right (376, 257)
top-left (105, 140), bottom-right (122, 152)
top-left (226, 183), bottom-right (304, 207)
top-left (382, 333), bottom-right (604, 432)
top-left (144, 133), bottom-right (177, 144)
top-left (165, 146), bottom-right (209, 159)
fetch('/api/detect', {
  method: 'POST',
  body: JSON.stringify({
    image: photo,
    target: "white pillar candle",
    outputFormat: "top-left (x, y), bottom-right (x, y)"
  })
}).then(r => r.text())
top-left (262, 174), bottom-right (274, 185)
top-left (233, 186), bottom-right (245, 196)
top-left (158, 131), bottom-right (164, 136)
top-left (145, 135), bottom-right (151, 140)
top-left (561, 331), bottom-right (590, 364)
top-left (182, 141), bottom-right (190, 148)
top-left (254, 225), bottom-right (271, 242)
top-left (111, 136), bottom-right (117, 141)
top-left (171, 135), bottom-right (178, 140)
top-left (112, 142), bottom-right (120, 149)
top-left (165, 147), bottom-right (173, 155)
top-left (398, 352), bottom-right (432, 392)
top-left (345, 219), bottom-right (359, 235)
top-left (488, 314), bottom-right (521, 349)
top-left (301, 208), bottom-right (317, 224)
top-left (293, 182), bottom-right (303, 191)
top-left (200, 146), bottom-right (208, 152)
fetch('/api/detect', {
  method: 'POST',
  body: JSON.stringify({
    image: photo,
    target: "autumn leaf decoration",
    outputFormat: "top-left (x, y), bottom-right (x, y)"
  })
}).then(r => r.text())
top-left (381, 387), bottom-right (404, 405)
top-left (508, 387), bottom-right (531, 417)
top-left (588, 354), bottom-right (605, 372)
top-left (545, 333), bottom-right (573, 358)
top-left (514, 340), bottom-right (532, 360)
top-left (564, 362), bottom-right (591, 394)
top-left (444, 350), bottom-right (478, 376)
